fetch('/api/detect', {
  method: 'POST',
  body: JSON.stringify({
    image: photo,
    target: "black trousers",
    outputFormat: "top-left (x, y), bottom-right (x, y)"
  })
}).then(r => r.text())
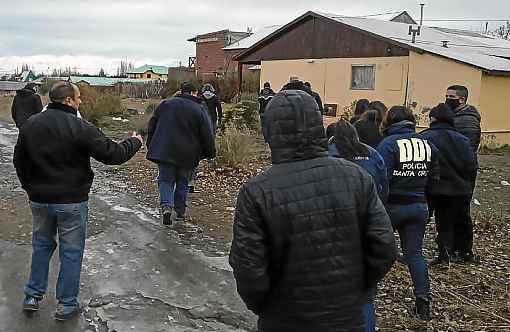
top-left (431, 195), bottom-right (473, 257)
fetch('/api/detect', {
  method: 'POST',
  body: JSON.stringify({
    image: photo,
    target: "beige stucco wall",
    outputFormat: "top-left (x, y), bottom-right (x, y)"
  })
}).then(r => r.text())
top-left (260, 57), bottom-right (409, 113)
top-left (127, 72), bottom-right (168, 80)
top-left (406, 51), bottom-right (483, 126)
top-left (479, 74), bottom-right (510, 145)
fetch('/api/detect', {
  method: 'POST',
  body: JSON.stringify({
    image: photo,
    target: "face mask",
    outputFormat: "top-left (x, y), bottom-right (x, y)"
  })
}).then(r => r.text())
top-left (445, 98), bottom-right (461, 110)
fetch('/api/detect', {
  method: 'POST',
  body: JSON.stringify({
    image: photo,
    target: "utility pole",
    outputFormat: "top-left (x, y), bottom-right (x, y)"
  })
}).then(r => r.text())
top-left (419, 3), bottom-right (425, 27)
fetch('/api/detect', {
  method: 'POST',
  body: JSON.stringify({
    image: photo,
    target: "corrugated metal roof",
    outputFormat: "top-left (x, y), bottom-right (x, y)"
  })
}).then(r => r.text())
top-left (235, 11), bottom-right (510, 73)
top-left (224, 25), bottom-right (282, 50)
top-left (126, 65), bottom-right (169, 75)
top-left (0, 81), bottom-right (28, 91)
top-left (318, 12), bottom-right (510, 72)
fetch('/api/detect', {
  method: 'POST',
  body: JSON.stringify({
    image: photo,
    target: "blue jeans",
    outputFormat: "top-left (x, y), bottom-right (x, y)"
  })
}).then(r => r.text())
top-left (387, 203), bottom-right (431, 300)
top-left (25, 201), bottom-right (88, 307)
top-left (363, 288), bottom-right (376, 332)
top-left (158, 163), bottom-right (192, 217)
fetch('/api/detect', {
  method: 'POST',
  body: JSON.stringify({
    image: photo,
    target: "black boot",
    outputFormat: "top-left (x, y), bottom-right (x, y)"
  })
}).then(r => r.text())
top-left (429, 255), bottom-right (449, 267)
top-left (414, 297), bottom-right (431, 321)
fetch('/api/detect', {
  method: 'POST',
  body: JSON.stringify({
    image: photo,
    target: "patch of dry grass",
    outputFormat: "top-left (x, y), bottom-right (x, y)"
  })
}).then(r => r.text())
top-left (0, 95), bottom-right (14, 123)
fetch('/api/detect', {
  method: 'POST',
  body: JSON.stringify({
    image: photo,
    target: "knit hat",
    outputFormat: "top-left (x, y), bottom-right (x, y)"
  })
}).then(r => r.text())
top-left (429, 103), bottom-right (455, 125)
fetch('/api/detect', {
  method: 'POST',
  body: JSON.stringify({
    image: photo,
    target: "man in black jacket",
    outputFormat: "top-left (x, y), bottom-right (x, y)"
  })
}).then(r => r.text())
top-left (304, 81), bottom-right (324, 114)
top-left (146, 82), bottom-right (215, 226)
top-left (200, 83), bottom-right (222, 134)
top-left (445, 85), bottom-right (481, 152)
top-left (421, 104), bottom-right (478, 264)
top-left (14, 81), bottom-right (142, 320)
top-left (11, 82), bottom-right (43, 128)
top-left (229, 89), bottom-right (396, 332)
top-left (258, 82), bottom-right (275, 115)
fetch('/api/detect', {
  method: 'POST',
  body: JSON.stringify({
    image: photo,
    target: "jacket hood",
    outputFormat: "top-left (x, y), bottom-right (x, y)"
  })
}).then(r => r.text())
top-left (265, 90), bottom-right (327, 164)
top-left (384, 120), bottom-right (416, 136)
top-left (16, 88), bottom-right (35, 96)
top-left (456, 104), bottom-right (481, 122)
top-left (202, 91), bottom-right (215, 100)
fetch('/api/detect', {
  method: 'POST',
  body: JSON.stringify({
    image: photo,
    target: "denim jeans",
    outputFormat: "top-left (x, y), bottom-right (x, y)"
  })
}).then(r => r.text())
top-left (387, 202), bottom-right (431, 300)
top-left (25, 201), bottom-right (88, 307)
top-left (158, 163), bottom-right (193, 217)
top-left (363, 288), bottom-right (376, 332)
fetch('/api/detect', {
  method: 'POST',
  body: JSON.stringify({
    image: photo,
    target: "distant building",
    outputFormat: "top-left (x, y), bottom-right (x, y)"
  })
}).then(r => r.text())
top-left (390, 11), bottom-right (417, 25)
top-left (187, 29), bottom-right (251, 78)
top-left (12, 70), bottom-right (37, 82)
top-left (126, 65), bottom-right (169, 81)
top-left (234, 11), bottom-right (510, 145)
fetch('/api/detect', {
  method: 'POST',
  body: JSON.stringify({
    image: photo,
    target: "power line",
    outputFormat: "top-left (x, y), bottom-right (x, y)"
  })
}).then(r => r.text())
top-left (423, 19), bottom-right (509, 22)
top-left (356, 11), bottom-right (403, 18)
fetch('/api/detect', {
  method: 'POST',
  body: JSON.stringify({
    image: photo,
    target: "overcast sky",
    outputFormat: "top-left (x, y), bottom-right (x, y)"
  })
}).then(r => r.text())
top-left (1, 0), bottom-right (509, 75)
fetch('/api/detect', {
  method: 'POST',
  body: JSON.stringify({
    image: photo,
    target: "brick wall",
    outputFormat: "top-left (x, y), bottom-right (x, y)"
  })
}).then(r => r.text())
top-left (195, 31), bottom-right (228, 77)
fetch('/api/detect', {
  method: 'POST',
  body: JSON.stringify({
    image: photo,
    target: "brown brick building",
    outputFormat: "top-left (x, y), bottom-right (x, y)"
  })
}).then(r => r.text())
top-left (188, 29), bottom-right (251, 78)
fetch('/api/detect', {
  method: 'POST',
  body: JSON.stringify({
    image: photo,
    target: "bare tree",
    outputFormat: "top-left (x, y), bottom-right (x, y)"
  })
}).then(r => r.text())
top-left (490, 21), bottom-right (510, 40)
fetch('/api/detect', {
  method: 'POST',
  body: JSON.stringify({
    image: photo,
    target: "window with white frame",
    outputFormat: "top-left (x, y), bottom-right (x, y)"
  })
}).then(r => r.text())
top-left (351, 65), bottom-right (375, 90)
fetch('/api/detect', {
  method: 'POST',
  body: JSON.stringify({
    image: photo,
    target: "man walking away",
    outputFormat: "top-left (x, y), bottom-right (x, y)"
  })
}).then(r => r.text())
top-left (146, 82), bottom-right (215, 226)
top-left (11, 82), bottom-right (43, 128)
top-left (200, 83), bottom-right (222, 134)
top-left (258, 82), bottom-right (275, 115)
top-left (14, 81), bottom-right (142, 320)
top-left (304, 81), bottom-right (324, 114)
top-left (229, 89), bottom-right (396, 332)
top-left (421, 104), bottom-right (478, 265)
top-left (445, 85), bottom-right (481, 153)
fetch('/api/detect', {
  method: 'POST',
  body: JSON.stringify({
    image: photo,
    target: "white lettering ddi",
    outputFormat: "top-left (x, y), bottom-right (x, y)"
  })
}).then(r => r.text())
top-left (396, 138), bottom-right (431, 162)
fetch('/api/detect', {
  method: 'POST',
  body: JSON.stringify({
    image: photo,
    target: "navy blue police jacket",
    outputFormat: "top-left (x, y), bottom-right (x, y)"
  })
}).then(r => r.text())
top-left (420, 122), bottom-right (477, 196)
top-left (376, 121), bottom-right (439, 205)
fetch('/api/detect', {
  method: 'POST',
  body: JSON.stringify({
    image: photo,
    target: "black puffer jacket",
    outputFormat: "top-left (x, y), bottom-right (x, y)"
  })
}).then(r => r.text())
top-left (454, 104), bottom-right (481, 152)
top-left (11, 87), bottom-right (43, 128)
top-left (229, 90), bottom-right (396, 332)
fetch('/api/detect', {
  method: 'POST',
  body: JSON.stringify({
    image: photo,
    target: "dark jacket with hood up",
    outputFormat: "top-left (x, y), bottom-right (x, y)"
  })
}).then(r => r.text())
top-left (11, 87), bottom-right (43, 128)
top-left (201, 91), bottom-right (222, 126)
top-left (146, 93), bottom-right (215, 169)
top-left (229, 90), bottom-right (396, 332)
top-left (420, 122), bottom-right (477, 196)
top-left (13, 103), bottom-right (142, 203)
top-left (376, 121), bottom-right (439, 205)
top-left (454, 104), bottom-right (481, 152)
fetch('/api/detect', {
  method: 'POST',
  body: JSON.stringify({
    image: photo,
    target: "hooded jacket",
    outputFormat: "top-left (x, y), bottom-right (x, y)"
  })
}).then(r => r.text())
top-left (13, 103), bottom-right (141, 203)
top-left (454, 104), bottom-right (481, 152)
top-left (229, 90), bottom-right (396, 332)
top-left (146, 93), bottom-right (215, 169)
top-left (11, 87), bottom-right (43, 128)
top-left (201, 90), bottom-right (223, 125)
top-left (376, 121), bottom-right (439, 205)
top-left (420, 122), bottom-right (477, 196)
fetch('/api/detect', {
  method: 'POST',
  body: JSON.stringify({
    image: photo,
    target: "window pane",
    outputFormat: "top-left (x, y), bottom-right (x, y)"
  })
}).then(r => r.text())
top-left (351, 65), bottom-right (375, 90)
